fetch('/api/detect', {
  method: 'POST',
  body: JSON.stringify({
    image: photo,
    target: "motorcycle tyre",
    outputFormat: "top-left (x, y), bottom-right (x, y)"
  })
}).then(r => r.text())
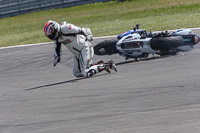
top-left (150, 36), bottom-right (184, 51)
top-left (94, 39), bottom-right (119, 55)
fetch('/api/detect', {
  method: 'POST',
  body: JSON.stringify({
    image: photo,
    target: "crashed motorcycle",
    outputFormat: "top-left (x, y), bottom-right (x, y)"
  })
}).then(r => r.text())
top-left (94, 24), bottom-right (200, 60)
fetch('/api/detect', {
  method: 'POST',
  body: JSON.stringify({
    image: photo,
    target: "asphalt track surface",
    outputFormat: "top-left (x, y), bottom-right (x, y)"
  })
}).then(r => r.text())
top-left (1, 30), bottom-right (200, 133)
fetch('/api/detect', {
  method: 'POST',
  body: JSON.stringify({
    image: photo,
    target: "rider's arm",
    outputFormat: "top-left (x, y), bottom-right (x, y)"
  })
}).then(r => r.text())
top-left (61, 21), bottom-right (82, 34)
top-left (53, 40), bottom-right (62, 67)
top-left (60, 21), bottom-right (93, 41)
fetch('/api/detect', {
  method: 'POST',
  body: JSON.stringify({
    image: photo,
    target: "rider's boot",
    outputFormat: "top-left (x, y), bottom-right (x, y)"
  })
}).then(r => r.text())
top-left (87, 59), bottom-right (117, 78)
top-left (96, 60), bottom-right (104, 64)
top-left (104, 59), bottom-right (117, 73)
top-left (87, 69), bottom-right (96, 78)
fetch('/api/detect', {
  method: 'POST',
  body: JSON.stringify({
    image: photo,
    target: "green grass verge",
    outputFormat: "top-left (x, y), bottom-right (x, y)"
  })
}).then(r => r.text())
top-left (0, 0), bottom-right (200, 47)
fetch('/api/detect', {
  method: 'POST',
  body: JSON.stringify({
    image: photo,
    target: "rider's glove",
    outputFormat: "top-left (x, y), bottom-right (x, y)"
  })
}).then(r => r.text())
top-left (81, 28), bottom-right (93, 42)
top-left (86, 34), bottom-right (93, 42)
top-left (54, 56), bottom-right (61, 67)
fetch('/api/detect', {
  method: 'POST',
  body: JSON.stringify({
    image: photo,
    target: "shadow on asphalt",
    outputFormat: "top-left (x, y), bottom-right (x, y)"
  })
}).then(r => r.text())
top-left (115, 56), bottom-right (167, 66)
top-left (24, 73), bottom-right (111, 91)
top-left (24, 78), bottom-right (84, 91)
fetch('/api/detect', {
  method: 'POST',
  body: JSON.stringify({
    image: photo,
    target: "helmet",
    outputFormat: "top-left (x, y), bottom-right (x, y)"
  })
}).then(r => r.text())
top-left (44, 20), bottom-right (60, 40)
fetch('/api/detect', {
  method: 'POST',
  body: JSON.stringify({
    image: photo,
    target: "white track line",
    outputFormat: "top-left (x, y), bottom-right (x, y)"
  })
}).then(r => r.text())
top-left (0, 42), bottom-right (52, 50)
top-left (1, 27), bottom-right (200, 50)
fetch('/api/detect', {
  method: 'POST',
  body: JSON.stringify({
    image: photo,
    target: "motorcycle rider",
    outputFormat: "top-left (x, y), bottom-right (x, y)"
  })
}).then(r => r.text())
top-left (44, 20), bottom-right (117, 78)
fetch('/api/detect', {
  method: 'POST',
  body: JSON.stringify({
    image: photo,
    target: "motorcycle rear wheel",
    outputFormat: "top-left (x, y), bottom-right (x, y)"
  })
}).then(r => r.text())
top-left (150, 36), bottom-right (184, 51)
top-left (94, 39), bottom-right (119, 55)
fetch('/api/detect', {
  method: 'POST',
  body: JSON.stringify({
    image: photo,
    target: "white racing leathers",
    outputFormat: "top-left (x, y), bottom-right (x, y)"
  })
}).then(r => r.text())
top-left (54, 21), bottom-right (104, 78)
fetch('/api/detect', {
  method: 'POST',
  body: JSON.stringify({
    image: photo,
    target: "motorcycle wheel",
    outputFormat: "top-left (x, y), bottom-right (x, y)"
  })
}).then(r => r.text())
top-left (94, 39), bottom-right (119, 55)
top-left (150, 36), bottom-right (184, 51)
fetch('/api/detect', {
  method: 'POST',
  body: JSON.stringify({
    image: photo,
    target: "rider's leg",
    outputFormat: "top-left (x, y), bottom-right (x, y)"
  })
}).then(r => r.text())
top-left (78, 42), bottom-right (99, 78)
top-left (73, 56), bottom-right (83, 78)
top-left (78, 42), bottom-right (117, 78)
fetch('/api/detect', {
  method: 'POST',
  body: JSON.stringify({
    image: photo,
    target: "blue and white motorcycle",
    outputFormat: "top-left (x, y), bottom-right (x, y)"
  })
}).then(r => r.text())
top-left (94, 24), bottom-right (200, 60)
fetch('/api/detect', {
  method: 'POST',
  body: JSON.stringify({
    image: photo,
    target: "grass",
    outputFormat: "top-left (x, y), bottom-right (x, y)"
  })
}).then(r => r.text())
top-left (0, 0), bottom-right (200, 47)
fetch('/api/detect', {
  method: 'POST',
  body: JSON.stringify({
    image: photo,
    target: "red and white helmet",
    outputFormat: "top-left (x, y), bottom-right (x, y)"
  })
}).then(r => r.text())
top-left (44, 20), bottom-right (60, 40)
